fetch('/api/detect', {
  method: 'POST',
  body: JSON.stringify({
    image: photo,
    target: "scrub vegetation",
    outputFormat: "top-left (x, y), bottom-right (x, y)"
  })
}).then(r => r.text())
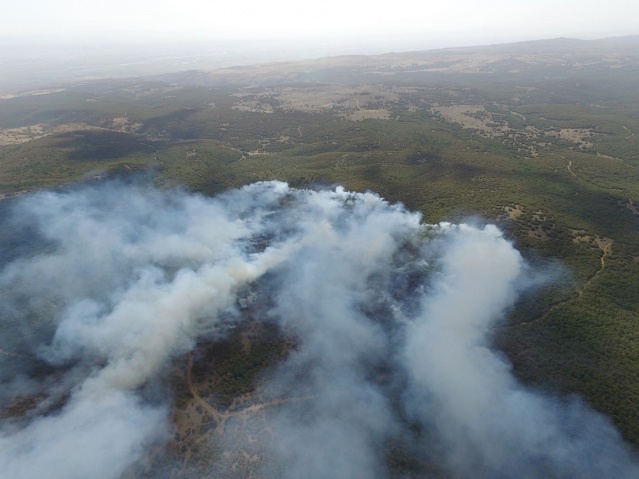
top-left (2, 35), bottom-right (639, 476)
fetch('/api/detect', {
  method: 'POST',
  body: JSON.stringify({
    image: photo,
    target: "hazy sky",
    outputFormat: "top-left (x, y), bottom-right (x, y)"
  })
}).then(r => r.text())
top-left (3, 0), bottom-right (638, 47)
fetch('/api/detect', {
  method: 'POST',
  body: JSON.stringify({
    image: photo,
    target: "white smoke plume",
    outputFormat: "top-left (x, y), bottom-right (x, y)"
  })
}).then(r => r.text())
top-left (403, 223), bottom-right (639, 478)
top-left (0, 180), bottom-right (636, 478)
top-left (256, 187), bottom-right (421, 479)
top-left (0, 180), bottom-right (294, 478)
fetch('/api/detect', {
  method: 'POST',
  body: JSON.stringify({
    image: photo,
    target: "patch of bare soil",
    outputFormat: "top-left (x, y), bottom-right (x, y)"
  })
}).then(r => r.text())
top-left (527, 226), bottom-right (550, 241)
top-left (503, 204), bottom-right (524, 219)
top-left (595, 236), bottom-right (614, 267)
top-left (0, 88), bottom-right (65, 100)
top-left (431, 105), bottom-right (509, 137)
top-left (0, 118), bottom-right (142, 145)
top-left (544, 128), bottom-right (595, 148)
top-left (345, 109), bottom-right (391, 121)
top-left (231, 84), bottom-right (399, 120)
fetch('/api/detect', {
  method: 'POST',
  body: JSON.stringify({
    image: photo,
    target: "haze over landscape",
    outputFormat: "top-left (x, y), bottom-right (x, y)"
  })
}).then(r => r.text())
top-left (3, 0), bottom-right (639, 42)
top-left (2, 0), bottom-right (639, 93)
top-left (1, 1), bottom-right (639, 478)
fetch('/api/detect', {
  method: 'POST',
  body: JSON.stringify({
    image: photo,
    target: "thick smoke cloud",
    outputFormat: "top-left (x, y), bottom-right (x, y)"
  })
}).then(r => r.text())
top-left (0, 180), bottom-right (636, 478)
top-left (0, 181), bottom-right (294, 479)
top-left (258, 188), bottom-right (421, 479)
top-left (403, 225), bottom-right (639, 478)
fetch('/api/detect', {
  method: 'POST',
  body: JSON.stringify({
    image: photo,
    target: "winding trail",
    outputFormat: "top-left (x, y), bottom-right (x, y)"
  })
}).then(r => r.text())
top-left (179, 353), bottom-right (312, 474)
top-left (184, 352), bottom-right (311, 433)
top-left (139, 142), bottom-right (159, 162)
top-left (515, 241), bottom-right (612, 327)
top-left (185, 352), bottom-right (225, 425)
top-left (623, 125), bottom-right (634, 140)
top-left (567, 160), bottom-right (578, 178)
top-left (229, 396), bottom-right (312, 417)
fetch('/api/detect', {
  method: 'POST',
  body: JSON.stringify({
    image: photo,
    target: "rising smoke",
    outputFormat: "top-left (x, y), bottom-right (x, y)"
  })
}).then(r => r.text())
top-left (0, 180), bottom-right (636, 478)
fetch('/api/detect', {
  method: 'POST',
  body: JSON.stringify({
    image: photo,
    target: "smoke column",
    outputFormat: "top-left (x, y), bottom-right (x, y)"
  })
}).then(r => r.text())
top-left (403, 224), bottom-right (639, 478)
top-left (0, 180), bottom-right (636, 478)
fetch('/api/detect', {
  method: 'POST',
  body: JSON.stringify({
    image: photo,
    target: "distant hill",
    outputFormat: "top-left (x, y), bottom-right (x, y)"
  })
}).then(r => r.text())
top-left (151, 35), bottom-right (639, 87)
